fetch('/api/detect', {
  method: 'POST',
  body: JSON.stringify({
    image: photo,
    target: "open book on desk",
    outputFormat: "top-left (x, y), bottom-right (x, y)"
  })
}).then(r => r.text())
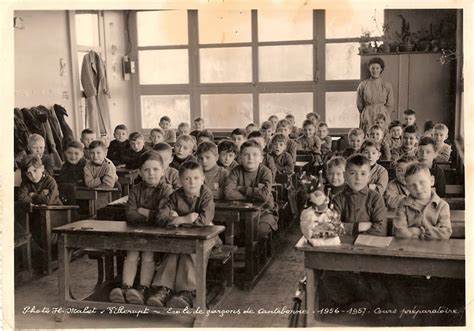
top-left (354, 234), bottom-right (393, 248)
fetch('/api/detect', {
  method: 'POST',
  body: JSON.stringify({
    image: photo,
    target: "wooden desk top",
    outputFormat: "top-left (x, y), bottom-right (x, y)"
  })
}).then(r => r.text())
top-left (215, 200), bottom-right (264, 211)
top-left (295, 235), bottom-right (464, 260)
top-left (32, 204), bottom-right (79, 210)
top-left (295, 161), bottom-right (308, 168)
top-left (53, 220), bottom-right (225, 240)
top-left (76, 186), bottom-right (119, 192)
top-left (387, 208), bottom-right (464, 222)
top-left (116, 167), bottom-right (139, 175)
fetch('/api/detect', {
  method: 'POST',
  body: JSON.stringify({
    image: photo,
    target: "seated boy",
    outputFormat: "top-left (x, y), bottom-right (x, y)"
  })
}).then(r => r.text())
top-left (325, 156), bottom-right (347, 196)
top-left (107, 124), bottom-right (129, 166)
top-left (25, 134), bottom-right (54, 177)
top-left (385, 156), bottom-right (416, 209)
top-left (361, 140), bottom-right (389, 195)
top-left (402, 109), bottom-right (418, 132)
top-left (317, 122), bottom-right (332, 155)
top-left (260, 121), bottom-right (275, 148)
top-left (196, 129), bottom-right (214, 145)
top-left (196, 141), bottom-right (229, 200)
top-left (217, 139), bottom-right (239, 171)
top-left (306, 112), bottom-right (320, 127)
top-left (394, 162), bottom-right (451, 239)
top-left (248, 131), bottom-right (277, 180)
top-left (18, 154), bottom-right (62, 205)
top-left (190, 117), bottom-right (206, 139)
top-left (268, 115), bottom-right (279, 129)
top-left (245, 122), bottom-right (259, 135)
top-left (269, 133), bottom-right (294, 175)
top-left (56, 140), bottom-right (86, 186)
top-left (148, 161), bottom-right (218, 308)
top-left (177, 122), bottom-right (190, 137)
top-left (230, 128), bottom-right (247, 151)
top-left (388, 120), bottom-right (403, 149)
top-left (368, 124), bottom-right (391, 161)
top-left (171, 134), bottom-right (197, 170)
top-left (285, 114), bottom-right (302, 139)
top-left (342, 128), bottom-right (364, 159)
top-left (80, 128), bottom-right (96, 160)
top-left (159, 116), bottom-right (177, 144)
top-left (84, 140), bottom-right (118, 188)
top-left (422, 120), bottom-right (435, 138)
top-left (147, 128), bottom-right (165, 149)
top-left (433, 123), bottom-right (452, 162)
top-left (417, 136), bottom-right (446, 197)
top-left (391, 125), bottom-right (418, 161)
top-left (109, 151), bottom-right (174, 304)
top-left (276, 119), bottom-right (299, 161)
top-left (122, 132), bottom-right (151, 170)
top-left (224, 140), bottom-right (278, 238)
top-left (297, 120), bottom-right (322, 156)
top-left (374, 113), bottom-right (390, 138)
top-left (153, 142), bottom-right (181, 190)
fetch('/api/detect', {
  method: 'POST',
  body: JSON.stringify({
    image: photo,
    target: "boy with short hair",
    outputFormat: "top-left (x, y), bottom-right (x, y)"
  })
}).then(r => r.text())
top-left (306, 112), bottom-right (320, 127)
top-left (123, 132), bottom-right (151, 170)
top-left (171, 134), bottom-right (197, 170)
top-left (148, 161), bottom-right (219, 308)
top-left (196, 130), bottom-right (214, 145)
top-left (248, 131), bottom-right (277, 180)
top-left (374, 113), bottom-right (389, 135)
top-left (422, 120), bottom-right (435, 138)
top-left (325, 156), bottom-right (347, 196)
top-left (196, 142), bottom-right (229, 200)
top-left (394, 162), bottom-right (451, 239)
top-left (268, 115), bottom-right (279, 129)
top-left (285, 114), bottom-right (302, 139)
top-left (245, 123), bottom-right (259, 135)
top-left (385, 156), bottom-right (416, 209)
top-left (81, 128), bottom-right (96, 160)
top-left (84, 140), bottom-right (118, 188)
top-left (391, 125), bottom-right (418, 161)
top-left (388, 120), bottom-right (403, 149)
top-left (260, 121), bottom-right (275, 148)
top-left (317, 122), bottom-right (332, 155)
top-left (361, 140), bottom-right (389, 195)
top-left (190, 117), bottom-right (206, 139)
top-left (269, 133), bottom-right (294, 175)
top-left (153, 142), bottom-right (181, 190)
top-left (107, 124), bottom-right (129, 165)
top-left (433, 123), bottom-right (452, 162)
top-left (297, 120), bottom-right (322, 155)
top-left (417, 136), bottom-right (446, 197)
top-left (18, 154), bottom-right (62, 205)
top-left (230, 128), bottom-right (247, 150)
top-left (56, 140), bottom-right (86, 186)
top-left (217, 139), bottom-right (239, 171)
top-left (147, 128), bottom-right (165, 149)
top-left (109, 151), bottom-right (174, 305)
top-left (159, 116), bottom-right (176, 144)
top-left (342, 128), bottom-right (365, 159)
top-left (276, 119), bottom-right (299, 161)
top-left (177, 122), bottom-right (191, 137)
top-left (368, 124), bottom-right (391, 160)
top-left (224, 140), bottom-right (278, 238)
top-left (26, 134), bottom-right (54, 177)
top-left (402, 109), bottom-right (418, 131)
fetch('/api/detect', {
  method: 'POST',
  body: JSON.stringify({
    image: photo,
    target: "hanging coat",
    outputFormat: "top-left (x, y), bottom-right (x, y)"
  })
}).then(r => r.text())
top-left (14, 108), bottom-right (31, 155)
top-left (46, 106), bottom-right (64, 158)
top-left (81, 50), bottom-right (112, 137)
top-left (53, 104), bottom-right (75, 150)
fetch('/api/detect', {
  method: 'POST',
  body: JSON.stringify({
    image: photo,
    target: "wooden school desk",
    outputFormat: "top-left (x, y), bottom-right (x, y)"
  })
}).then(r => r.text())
top-left (214, 201), bottom-right (269, 290)
top-left (295, 235), bottom-right (465, 326)
top-left (74, 186), bottom-right (118, 218)
top-left (53, 220), bottom-right (224, 327)
top-left (116, 167), bottom-right (140, 196)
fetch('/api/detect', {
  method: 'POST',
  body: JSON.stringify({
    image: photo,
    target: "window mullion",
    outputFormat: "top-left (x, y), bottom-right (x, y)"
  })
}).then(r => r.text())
top-left (252, 9), bottom-right (259, 125)
top-left (188, 10), bottom-right (200, 121)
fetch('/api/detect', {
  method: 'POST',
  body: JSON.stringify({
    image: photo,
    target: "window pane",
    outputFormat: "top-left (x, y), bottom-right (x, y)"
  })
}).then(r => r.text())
top-left (138, 50), bottom-right (189, 85)
top-left (259, 45), bottom-right (312, 82)
top-left (259, 93), bottom-right (313, 128)
top-left (258, 10), bottom-right (313, 42)
top-left (200, 47), bottom-right (252, 83)
top-left (137, 10), bottom-right (188, 46)
top-left (199, 10), bottom-right (251, 44)
top-left (201, 94), bottom-right (253, 128)
top-left (325, 91), bottom-right (360, 128)
top-left (75, 13), bottom-right (99, 47)
top-left (326, 43), bottom-right (360, 80)
top-left (326, 8), bottom-right (384, 38)
top-left (141, 95), bottom-right (190, 129)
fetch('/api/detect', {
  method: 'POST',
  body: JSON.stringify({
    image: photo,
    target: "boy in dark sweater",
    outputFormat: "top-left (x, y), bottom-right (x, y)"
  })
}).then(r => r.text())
top-left (56, 140), bottom-right (86, 186)
top-left (217, 139), bottom-right (239, 171)
top-left (122, 132), bottom-right (151, 170)
top-left (107, 124), bottom-right (129, 166)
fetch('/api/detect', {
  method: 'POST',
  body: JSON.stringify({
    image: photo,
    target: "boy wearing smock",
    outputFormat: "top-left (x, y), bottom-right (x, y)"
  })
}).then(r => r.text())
top-left (84, 140), bottom-right (118, 188)
top-left (361, 140), bottom-right (389, 195)
top-left (276, 119), bottom-right (299, 161)
top-left (385, 156), bottom-right (416, 209)
top-left (342, 128), bottom-right (365, 159)
top-left (391, 125), bottom-right (418, 161)
top-left (153, 142), bottom-right (181, 190)
top-left (269, 133), bottom-right (295, 175)
top-left (297, 120), bottom-right (322, 155)
top-left (417, 136), bottom-right (446, 197)
top-left (196, 141), bottom-right (229, 200)
top-left (369, 124), bottom-right (391, 161)
top-left (217, 139), bottom-right (239, 171)
top-left (25, 134), bottom-right (54, 177)
top-left (224, 140), bottom-right (278, 238)
top-left (109, 151), bottom-right (174, 305)
top-left (317, 122), bottom-right (332, 156)
top-left (247, 131), bottom-right (277, 181)
top-left (388, 120), bottom-right (403, 150)
top-left (433, 123), bottom-right (452, 162)
top-left (171, 134), bottom-right (197, 170)
top-left (147, 161), bottom-right (218, 308)
top-left (80, 128), bottom-right (96, 161)
top-left (159, 116), bottom-right (177, 144)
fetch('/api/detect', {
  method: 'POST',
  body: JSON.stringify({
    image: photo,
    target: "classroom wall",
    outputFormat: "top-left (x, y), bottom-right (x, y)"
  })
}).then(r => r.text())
top-left (14, 10), bottom-right (76, 133)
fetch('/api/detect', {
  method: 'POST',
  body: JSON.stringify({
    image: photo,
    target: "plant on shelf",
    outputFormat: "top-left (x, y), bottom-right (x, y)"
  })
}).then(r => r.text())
top-left (396, 15), bottom-right (415, 52)
top-left (379, 23), bottom-right (395, 53)
top-left (358, 29), bottom-right (373, 54)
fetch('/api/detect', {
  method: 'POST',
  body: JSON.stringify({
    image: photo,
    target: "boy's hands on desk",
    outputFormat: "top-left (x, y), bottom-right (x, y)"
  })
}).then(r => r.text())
top-left (41, 189), bottom-right (50, 196)
top-left (168, 213), bottom-right (198, 227)
top-left (137, 207), bottom-right (150, 217)
top-left (419, 226), bottom-right (432, 240)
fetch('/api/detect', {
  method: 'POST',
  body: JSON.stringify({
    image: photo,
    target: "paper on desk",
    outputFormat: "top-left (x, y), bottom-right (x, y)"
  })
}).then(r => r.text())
top-left (108, 195), bottom-right (129, 205)
top-left (354, 234), bottom-right (393, 248)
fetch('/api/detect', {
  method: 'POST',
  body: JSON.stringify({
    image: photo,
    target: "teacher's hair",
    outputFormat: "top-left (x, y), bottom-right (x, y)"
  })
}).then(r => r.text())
top-left (367, 57), bottom-right (385, 72)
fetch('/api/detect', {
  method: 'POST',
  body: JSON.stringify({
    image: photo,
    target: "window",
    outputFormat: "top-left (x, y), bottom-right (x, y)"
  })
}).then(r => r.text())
top-left (258, 45), bottom-right (313, 82)
top-left (138, 50), bottom-right (189, 85)
top-left (201, 94), bottom-right (253, 128)
top-left (325, 43), bottom-right (360, 80)
top-left (259, 93), bottom-right (313, 128)
top-left (325, 92), bottom-right (359, 128)
top-left (198, 10), bottom-right (251, 44)
top-left (200, 47), bottom-right (252, 83)
top-left (258, 10), bottom-right (313, 42)
top-left (141, 95), bottom-right (191, 129)
top-left (325, 8), bottom-right (384, 38)
top-left (136, 10), bottom-right (188, 46)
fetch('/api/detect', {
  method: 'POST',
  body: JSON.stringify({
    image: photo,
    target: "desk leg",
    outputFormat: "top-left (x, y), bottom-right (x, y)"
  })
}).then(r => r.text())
top-left (244, 212), bottom-right (256, 281)
top-left (55, 235), bottom-right (71, 322)
top-left (194, 240), bottom-right (207, 327)
top-left (305, 267), bottom-right (318, 327)
top-left (41, 210), bottom-right (53, 275)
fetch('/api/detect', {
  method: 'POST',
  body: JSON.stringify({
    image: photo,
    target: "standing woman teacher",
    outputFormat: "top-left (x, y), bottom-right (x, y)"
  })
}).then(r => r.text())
top-left (356, 57), bottom-right (394, 133)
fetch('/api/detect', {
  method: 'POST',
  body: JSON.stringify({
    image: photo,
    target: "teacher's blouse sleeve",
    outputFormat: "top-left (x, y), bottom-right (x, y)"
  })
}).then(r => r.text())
top-left (384, 81), bottom-right (395, 113)
top-left (356, 80), bottom-right (367, 113)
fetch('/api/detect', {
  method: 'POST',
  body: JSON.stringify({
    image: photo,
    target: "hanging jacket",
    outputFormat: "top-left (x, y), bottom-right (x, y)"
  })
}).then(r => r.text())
top-left (53, 104), bottom-right (75, 149)
top-left (46, 106), bottom-right (64, 158)
top-left (14, 108), bottom-right (31, 155)
top-left (22, 107), bottom-right (44, 136)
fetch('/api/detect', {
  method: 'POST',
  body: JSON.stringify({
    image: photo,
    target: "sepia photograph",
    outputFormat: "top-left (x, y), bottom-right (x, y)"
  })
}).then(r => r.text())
top-left (2, 0), bottom-right (470, 329)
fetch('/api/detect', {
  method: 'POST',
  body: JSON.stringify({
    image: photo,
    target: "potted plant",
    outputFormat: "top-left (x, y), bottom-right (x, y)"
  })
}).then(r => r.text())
top-left (358, 29), bottom-right (372, 54)
top-left (397, 15), bottom-right (415, 52)
top-left (379, 23), bottom-right (393, 53)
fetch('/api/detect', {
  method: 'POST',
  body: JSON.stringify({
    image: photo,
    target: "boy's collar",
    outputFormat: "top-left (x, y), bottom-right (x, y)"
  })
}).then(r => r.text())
top-left (345, 185), bottom-right (369, 195)
top-left (183, 185), bottom-right (202, 198)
